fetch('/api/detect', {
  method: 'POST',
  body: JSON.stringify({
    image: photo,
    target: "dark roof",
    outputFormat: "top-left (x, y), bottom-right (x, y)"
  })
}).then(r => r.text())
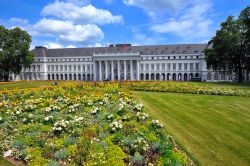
top-left (32, 44), bottom-right (208, 57)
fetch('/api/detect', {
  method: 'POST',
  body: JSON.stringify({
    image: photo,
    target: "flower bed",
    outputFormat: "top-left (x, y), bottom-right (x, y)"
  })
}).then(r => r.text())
top-left (0, 83), bottom-right (191, 165)
top-left (119, 81), bottom-right (250, 97)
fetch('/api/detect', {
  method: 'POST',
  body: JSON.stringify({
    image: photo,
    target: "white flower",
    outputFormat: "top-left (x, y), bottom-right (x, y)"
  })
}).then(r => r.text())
top-left (16, 111), bottom-right (20, 115)
top-left (44, 117), bottom-right (49, 121)
top-left (28, 114), bottom-right (33, 118)
top-left (0, 117), bottom-right (2, 121)
top-left (3, 150), bottom-right (12, 158)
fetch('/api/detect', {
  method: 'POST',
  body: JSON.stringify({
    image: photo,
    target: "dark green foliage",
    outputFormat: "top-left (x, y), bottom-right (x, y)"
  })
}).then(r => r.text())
top-left (0, 25), bottom-right (34, 81)
top-left (205, 6), bottom-right (250, 82)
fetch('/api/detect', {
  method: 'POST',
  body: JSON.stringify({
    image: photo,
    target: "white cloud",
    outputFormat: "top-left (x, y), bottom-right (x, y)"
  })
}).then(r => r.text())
top-left (150, 1), bottom-right (213, 39)
top-left (86, 43), bottom-right (106, 47)
top-left (42, 1), bottom-right (123, 25)
top-left (33, 18), bottom-right (104, 44)
top-left (9, 17), bottom-right (29, 25)
top-left (65, 0), bottom-right (90, 5)
top-left (123, 0), bottom-right (192, 13)
top-left (66, 45), bottom-right (77, 48)
top-left (59, 24), bottom-right (104, 43)
top-left (34, 18), bottom-right (73, 35)
top-left (44, 42), bottom-right (63, 48)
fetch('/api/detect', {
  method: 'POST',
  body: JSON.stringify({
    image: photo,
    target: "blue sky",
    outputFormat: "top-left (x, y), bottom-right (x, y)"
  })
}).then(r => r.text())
top-left (0, 0), bottom-right (248, 49)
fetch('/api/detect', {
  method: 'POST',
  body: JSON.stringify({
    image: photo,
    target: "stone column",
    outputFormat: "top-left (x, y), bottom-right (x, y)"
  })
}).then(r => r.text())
top-left (130, 60), bottom-right (133, 80)
top-left (124, 60), bottom-right (127, 80)
top-left (137, 61), bottom-right (140, 81)
top-left (99, 61), bottom-right (102, 81)
top-left (111, 60), bottom-right (114, 81)
top-left (105, 61), bottom-right (108, 80)
top-left (118, 60), bottom-right (121, 81)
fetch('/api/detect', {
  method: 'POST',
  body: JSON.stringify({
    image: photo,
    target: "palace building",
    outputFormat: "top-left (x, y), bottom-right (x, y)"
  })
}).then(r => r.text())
top-left (13, 44), bottom-right (250, 82)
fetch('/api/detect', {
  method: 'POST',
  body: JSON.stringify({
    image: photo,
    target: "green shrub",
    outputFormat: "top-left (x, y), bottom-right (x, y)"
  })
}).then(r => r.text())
top-left (54, 149), bottom-right (69, 160)
top-left (106, 143), bottom-right (126, 166)
top-left (46, 160), bottom-right (60, 166)
top-left (132, 152), bottom-right (145, 165)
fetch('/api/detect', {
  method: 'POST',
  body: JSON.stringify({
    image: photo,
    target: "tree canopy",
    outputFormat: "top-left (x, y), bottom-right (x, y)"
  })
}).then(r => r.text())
top-left (205, 6), bottom-right (250, 82)
top-left (0, 26), bottom-right (34, 81)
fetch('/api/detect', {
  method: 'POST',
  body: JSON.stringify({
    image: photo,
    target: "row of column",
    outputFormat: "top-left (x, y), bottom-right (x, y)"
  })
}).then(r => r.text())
top-left (95, 60), bottom-right (140, 81)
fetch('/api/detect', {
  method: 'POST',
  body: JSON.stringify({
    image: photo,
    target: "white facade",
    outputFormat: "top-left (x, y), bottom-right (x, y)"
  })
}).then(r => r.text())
top-left (13, 44), bottom-right (250, 82)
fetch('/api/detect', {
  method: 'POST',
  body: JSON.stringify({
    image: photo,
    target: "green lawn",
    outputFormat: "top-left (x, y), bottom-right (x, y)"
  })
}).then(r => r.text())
top-left (0, 156), bottom-right (14, 166)
top-left (193, 82), bottom-right (250, 90)
top-left (0, 81), bottom-right (73, 90)
top-left (134, 91), bottom-right (250, 166)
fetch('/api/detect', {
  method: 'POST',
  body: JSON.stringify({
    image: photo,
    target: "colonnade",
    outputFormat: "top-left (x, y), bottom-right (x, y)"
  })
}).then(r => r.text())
top-left (95, 60), bottom-right (140, 81)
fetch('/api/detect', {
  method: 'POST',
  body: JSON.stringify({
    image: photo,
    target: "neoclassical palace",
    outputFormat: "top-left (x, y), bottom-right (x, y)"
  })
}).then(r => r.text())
top-left (13, 44), bottom-right (249, 82)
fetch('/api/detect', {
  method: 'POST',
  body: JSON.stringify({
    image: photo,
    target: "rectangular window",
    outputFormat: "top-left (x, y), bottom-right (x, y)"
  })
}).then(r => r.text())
top-left (37, 65), bottom-right (40, 71)
top-left (74, 65), bottom-right (76, 71)
top-left (64, 65), bottom-right (67, 71)
top-left (47, 65), bottom-right (50, 71)
top-left (173, 63), bottom-right (176, 70)
top-left (151, 64), bottom-right (154, 70)
top-left (56, 65), bottom-right (58, 71)
top-left (162, 63), bottom-right (165, 70)
top-left (190, 63), bottom-right (193, 70)
top-left (78, 65), bottom-right (81, 71)
top-left (140, 64), bottom-right (143, 70)
top-left (146, 64), bottom-right (149, 71)
top-left (69, 65), bottom-right (72, 71)
top-left (51, 65), bottom-right (54, 71)
top-left (196, 63), bottom-right (199, 70)
top-left (156, 64), bottom-right (160, 70)
top-left (167, 63), bottom-right (171, 70)
top-left (178, 63), bottom-right (182, 70)
top-left (184, 63), bottom-right (188, 70)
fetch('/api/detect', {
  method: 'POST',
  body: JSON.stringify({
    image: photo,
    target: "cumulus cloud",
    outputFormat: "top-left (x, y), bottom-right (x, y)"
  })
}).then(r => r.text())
top-left (42, 1), bottom-right (123, 25)
top-left (44, 42), bottom-right (63, 48)
top-left (59, 24), bottom-right (104, 43)
top-left (150, 1), bottom-right (213, 39)
top-left (33, 18), bottom-right (104, 44)
top-left (66, 45), bottom-right (77, 48)
top-left (123, 0), bottom-right (191, 13)
top-left (9, 17), bottom-right (29, 25)
top-left (65, 0), bottom-right (90, 5)
top-left (34, 18), bottom-right (73, 35)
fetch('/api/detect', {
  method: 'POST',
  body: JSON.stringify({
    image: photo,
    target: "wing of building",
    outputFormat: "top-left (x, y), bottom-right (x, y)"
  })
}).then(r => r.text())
top-left (11, 43), bottom-right (248, 82)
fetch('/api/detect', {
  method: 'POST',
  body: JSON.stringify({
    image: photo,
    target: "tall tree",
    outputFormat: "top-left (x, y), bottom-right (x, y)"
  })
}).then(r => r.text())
top-left (205, 6), bottom-right (250, 83)
top-left (0, 26), bottom-right (34, 81)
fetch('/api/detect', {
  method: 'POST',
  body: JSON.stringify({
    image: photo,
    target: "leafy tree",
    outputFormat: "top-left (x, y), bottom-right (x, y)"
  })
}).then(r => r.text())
top-left (205, 6), bottom-right (250, 83)
top-left (0, 25), bottom-right (34, 81)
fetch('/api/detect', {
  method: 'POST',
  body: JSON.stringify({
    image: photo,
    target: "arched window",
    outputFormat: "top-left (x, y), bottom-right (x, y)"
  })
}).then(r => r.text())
top-left (146, 74), bottom-right (149, 80)
top-left (140, 73), bottom-right (144, 80)
top-left (172, 73), bottom-right (176, 81)
top-left (156, 73), bottom-right (160, 80)
top-left (151, 73), bottom-right (155, 80)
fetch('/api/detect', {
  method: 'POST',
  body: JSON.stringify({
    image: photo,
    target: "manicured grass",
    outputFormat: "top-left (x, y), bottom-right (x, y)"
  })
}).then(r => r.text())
top-left (0, 81), bottom-right (73, 90)
top-left (194, 82), bottom-right (250, 90)
top-left (134, 91), bottom-right (250, 166)
top-left (0, 156), bottom-right (14, 166)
